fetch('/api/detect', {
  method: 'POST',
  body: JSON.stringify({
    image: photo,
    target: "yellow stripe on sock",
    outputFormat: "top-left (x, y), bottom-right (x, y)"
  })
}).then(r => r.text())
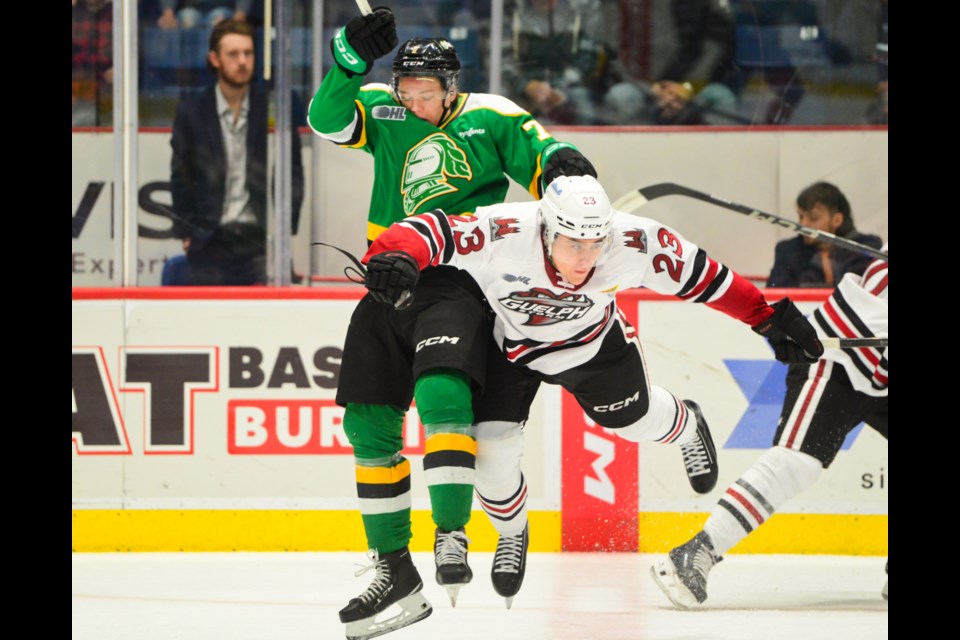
top-left (425, 433), bottom-right (476, 455)
top-left (355, 459), bottom-right (411, 484)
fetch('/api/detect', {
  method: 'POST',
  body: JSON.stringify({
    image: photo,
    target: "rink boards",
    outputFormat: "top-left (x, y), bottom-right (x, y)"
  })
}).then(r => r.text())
top-left (72, 287), bottom-right (887, 554)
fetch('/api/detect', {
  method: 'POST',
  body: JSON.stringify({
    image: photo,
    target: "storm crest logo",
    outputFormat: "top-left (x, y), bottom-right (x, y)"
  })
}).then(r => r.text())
top-left (499, 288), bottom-right (594, 325)
top-left (624, 229), bottom-right (648, 252)
top-left (489, 217), bottom-right (519, 240)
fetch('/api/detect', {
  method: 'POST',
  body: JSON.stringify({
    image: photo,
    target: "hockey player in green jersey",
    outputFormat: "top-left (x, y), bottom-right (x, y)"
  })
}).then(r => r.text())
top-left (308, 21), bottom-right (593, 240)
top-left (307, 7), bottom-right (597, 639)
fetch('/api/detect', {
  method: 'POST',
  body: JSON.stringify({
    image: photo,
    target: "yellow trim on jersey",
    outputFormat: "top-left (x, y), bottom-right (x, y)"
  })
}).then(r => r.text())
top-left (354, 459), bottom-right (411, 484)
top-left (425, 432), bottom-right (477, 455)
top-left (439, 93), bottom-right (468, 128)
top-left (341, 100), bottom-right (368, 149)
top-left (368, 220), bottom-right (388, 242)
top-left (529, 152), bottom-right (545, 198)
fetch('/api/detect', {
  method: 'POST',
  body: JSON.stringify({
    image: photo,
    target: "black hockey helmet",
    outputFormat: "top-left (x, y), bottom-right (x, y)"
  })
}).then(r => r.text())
top-left (391, 37), bottom-right (462, 94)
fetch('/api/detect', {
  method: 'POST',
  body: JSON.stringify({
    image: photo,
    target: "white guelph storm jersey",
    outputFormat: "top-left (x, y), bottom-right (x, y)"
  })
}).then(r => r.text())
top-left (811, 246), bottom-right (888, 396)
top-left (365, 201), bottom-right (775, 375)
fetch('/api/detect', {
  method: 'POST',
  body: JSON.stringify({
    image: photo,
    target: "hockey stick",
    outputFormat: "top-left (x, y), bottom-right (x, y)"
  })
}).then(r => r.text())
top-left (820, 336), bottom-right (887, 349)
top-left (612, 183), bottom-right (889, 262)
top-left (354, 0), bottom-right (373, 15)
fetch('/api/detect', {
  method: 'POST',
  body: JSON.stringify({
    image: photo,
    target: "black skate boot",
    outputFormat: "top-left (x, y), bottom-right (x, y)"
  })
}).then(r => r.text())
top-left (491, 523), bottom-right (528, 609)
top-left (680, 400), bottom-right (719, 494)
top-left (434, 527), bottom-right (472, 607)
top-left (650, 531), bottom-right (722, 609)
top-left (338, 547), bottom-right (432, 640)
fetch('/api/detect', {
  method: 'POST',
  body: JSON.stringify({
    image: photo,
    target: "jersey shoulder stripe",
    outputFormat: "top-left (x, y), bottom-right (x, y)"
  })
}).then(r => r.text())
top-left (461, 92), bottom-right (531, 116)
top-left (359, 83), bottom-right (393, 97)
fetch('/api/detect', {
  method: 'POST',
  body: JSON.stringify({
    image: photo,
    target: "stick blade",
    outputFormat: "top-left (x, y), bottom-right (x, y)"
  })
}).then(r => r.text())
top-left (612, 183), bottom-right (686, 213)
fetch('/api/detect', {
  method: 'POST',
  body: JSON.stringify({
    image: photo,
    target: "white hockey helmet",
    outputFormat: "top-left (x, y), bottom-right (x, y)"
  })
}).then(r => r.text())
top-left (540, 175), bottom-right (613, 255)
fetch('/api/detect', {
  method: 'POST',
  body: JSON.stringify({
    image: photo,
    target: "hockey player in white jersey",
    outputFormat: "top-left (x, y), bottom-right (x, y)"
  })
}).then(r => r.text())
top-left (361, 175), bottom-right (824, 603)
top-left (650, 246), bottom-right (888, 609)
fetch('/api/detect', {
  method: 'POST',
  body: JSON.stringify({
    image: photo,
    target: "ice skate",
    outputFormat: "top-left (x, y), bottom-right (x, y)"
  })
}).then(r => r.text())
top-left (650, 531), bottom-right (721, 609)
top-left (434, 528), bottom-right (472, 607)
top-left (680, 400), bottom-right (718, 494)
top-left (491, 523), bottom-right (529, 609)
top-left (339, 547), bottom-right (432, 640)
top-left (882, 560), bottom-right (888, 600)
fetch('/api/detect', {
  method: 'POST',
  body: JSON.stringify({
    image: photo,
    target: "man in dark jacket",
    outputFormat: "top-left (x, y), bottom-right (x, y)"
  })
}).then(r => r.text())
top-left (169, 18), bottom-right (304, 285)
top-left (766, 181), bottom-right (883, 288)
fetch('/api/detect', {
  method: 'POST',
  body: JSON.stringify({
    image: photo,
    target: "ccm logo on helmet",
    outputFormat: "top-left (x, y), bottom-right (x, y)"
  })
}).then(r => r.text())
top-left (593, 391), bottom-right (640, 412)
top-left (416, 335), bottom-right (461, 352)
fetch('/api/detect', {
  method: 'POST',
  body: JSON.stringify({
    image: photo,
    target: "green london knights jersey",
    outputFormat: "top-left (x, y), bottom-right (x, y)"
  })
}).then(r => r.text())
top-left (307, 66), bottom-right (581, 242)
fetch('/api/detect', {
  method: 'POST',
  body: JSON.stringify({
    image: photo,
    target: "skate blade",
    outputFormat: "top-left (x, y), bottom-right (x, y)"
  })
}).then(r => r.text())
top-left (649, 563), bottom-right (698, 610)
top-left (344, 592), bottom-right (432, 640)
top-left (503, 595), bottom-right (514, 610)
top-left (444, 584), bottom-right (462, 607)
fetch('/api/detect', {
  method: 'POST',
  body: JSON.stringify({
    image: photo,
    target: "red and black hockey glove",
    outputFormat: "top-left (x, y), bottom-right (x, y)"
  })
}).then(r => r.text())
top-left (752, 298), bottom-right (824, 364)
top-left (542, 147), bottom-right (597, 188)
top-left (364, 251), bottom-right (420, 310)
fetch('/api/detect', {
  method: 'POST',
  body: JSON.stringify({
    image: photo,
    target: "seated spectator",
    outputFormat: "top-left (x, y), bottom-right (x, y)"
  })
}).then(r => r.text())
top-left (863, 79), bottom-right (887, 125)
top-left (864, 0), bottom-right (888, 125)
top-left (656, 0), bottom-right (740, 113)
top-left (72, 0), bottom-right (113, 126)
top-left (502, 0), bottom-right (645, 125)
top-left (161, 254), bottom-right (193, 285)
top-left (167, 18), bottom-right (304, 286)
top-left (766, 181), bottom-right (883, 288)
top-left (647, 81), bottom-right (705, 125)
top-left (632, 79), bottom-right (743, 126)
top-left (157, 1), bottom-right (251, 30)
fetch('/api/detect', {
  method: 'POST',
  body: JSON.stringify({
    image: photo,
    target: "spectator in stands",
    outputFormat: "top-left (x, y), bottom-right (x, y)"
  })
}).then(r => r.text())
top-left (157, 1), bottom-right (251, 30)
top-left (72, 0), bottom-right (113, 127)
top-left (502, 0), bottom-right (645, 125)
top-left (766, 181), bottom-right (883, 288)
top-left (167, 18), bottom-right (304, 285)
top-left (655, 0), bottom-right (740, 123)
top-left (656, 0), bottom-right (846, 125)
top-left (645, 81), bottom-right (707, 125)
top-left (864, 0), bottom-right (888, 125)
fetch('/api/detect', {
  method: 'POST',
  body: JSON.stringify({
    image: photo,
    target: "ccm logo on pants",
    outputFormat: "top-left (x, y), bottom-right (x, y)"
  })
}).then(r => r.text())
top-left (416, 336), bottom-right (461, 352)
top-left (593, 391), bottom-right (640, 412)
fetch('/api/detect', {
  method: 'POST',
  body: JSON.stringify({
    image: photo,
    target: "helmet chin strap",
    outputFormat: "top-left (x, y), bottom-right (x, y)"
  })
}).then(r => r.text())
top-left (437, 88), bottom-right (457, 127)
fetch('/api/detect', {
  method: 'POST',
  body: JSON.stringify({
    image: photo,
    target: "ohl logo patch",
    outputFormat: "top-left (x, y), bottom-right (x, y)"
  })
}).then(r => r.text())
top-left (722, 357), bottom-right (864, 449)
top-left (372, 105), bottom-right (406, 120)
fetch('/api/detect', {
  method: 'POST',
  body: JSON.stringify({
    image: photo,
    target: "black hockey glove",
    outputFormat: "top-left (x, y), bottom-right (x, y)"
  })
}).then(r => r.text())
top-left (364, 251), bottom-right (420, 310)
top-left (331, 7), bottom-right (398, 77)
top-left (542, 146), bottom-right (598, 188)
top-left (752, 298), bottom-right (825, 364)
